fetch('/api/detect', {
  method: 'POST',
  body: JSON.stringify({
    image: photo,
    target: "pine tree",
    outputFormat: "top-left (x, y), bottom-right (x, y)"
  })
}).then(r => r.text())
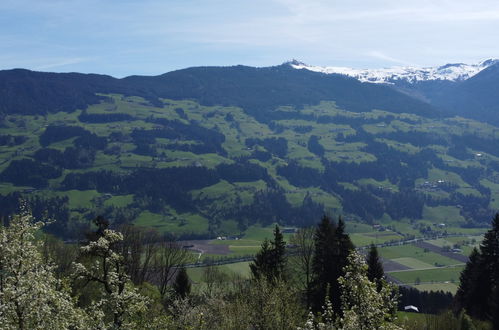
top-left (335, 217), bottom-right (354, 271)
top-left (479, 213), bottom-right (499, 320)
top-left (332, 217), bottom-right (354, 312)
top-left (249, 225), bottom-right (287, 282)
top-left (271, 225), bottom-right (287, 279)
top-left (456, 213), bottom-right (499, 322)
top-left (455, 247), bottom-right (485, 319)
top-left (173, 267), bottom-right (191, 299)
top-left (491, 285), bottom-right (499, 330)
top-left (366, 244), bottom-right (384, 291)
top-left (481, 213), bottom-right (499, 278)
top-left (310, 215), bottom-right (354, 313)
top-left (250, 238), bottom-right (274, 280)
top-left (310, 215), bottom-right (337, 312)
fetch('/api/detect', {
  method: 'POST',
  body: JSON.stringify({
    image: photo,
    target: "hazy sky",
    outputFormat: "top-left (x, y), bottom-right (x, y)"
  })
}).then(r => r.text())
top-left (2, 0), bottom-right (499, 77)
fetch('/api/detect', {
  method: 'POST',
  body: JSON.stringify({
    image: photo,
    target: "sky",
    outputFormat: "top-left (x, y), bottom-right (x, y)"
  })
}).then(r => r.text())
top-left (1, 0), bottom-right (499, 77)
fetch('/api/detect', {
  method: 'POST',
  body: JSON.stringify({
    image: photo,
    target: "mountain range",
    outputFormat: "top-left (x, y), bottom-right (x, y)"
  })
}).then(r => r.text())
top-left (1, 60), bottom-right (499, 238)
top-left (2, 58), bottom-right (499, 124)
top-left (289, 59), bottom-right (499, 124)
top-left (289, 59), bottom-right (499, 83)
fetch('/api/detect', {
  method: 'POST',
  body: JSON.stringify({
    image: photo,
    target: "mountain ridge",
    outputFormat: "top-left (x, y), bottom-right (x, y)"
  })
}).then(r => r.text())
top-left (0, 65), bottom-right (437, 119)
top-left (288, 58), bottom-right (499, 84)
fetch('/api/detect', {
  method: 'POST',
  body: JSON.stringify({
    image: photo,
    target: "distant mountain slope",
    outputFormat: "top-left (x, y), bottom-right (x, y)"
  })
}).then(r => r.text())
top-left (399, 62), bottom-right (499, 124)
top-left (290, 59), bottom-right (499, 124)
top-left (436, 63), bottom-right (499, 123)
top-left (290, 59), bottom-right (498, 84)
top-left (0, 65), bottom-right (437, 120)
top-left (0, 69), bottom-right (118, 115)
top-left (123, 64), bottom-right (438, 120)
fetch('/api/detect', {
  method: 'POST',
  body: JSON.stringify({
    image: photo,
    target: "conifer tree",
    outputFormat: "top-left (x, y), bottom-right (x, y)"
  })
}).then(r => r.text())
top-left (491, 285), bottom-right (499, 330)
top-left (333, 217), bottom-right (354, 312)
top-left (310, 215), bottom-right (337, 312)
top-left (250, 238), bottom-right (273, 280)
top-left (455, 248), bottom-right (485, 318)
top-left (478, 213), bottom-right (499, 320)
top-left (366, 244), bottom-right (384, 291)
top-left (456, 213), bottom-right (499, 322)
top-left (310, 215), bottom-right (354, 313)
top-left (271, 225), bottom-right (287, 279)
top-left (250, 225), bottom-right (287, 282)
top-left (173, 267), bottom-right (191, 299)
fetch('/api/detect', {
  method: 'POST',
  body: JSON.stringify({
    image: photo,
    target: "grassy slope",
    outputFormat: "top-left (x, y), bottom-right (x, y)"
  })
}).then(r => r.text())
top-left (0, 94), bottom-right (495, 292)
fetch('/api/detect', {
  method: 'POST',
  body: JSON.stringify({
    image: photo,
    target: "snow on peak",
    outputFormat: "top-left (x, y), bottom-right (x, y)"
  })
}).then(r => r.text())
top-left (289, 59), bottom-right (499, 84)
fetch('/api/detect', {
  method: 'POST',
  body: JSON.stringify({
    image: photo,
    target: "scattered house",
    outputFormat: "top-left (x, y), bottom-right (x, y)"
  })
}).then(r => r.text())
top-left (437, 223), bottom-right (446, 228)
top-left (451, 248), bottom-right (462, 253)
top-left (404, 305), bottom-right (419, 313)
top-left (282, 228), bottom-right (297, 234)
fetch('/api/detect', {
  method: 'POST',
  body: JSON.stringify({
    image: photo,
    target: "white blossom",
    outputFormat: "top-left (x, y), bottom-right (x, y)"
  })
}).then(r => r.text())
top-left (299, 250), bottom-right (402, 330)
top-left (72, 228), bottom-right (149, 328)
top-left (0, 212), bottom-right (88, 329)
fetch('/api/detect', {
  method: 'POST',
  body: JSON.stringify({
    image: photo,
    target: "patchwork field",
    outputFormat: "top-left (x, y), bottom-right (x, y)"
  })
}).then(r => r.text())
top-left (178, 220), bottom-right (483, 294)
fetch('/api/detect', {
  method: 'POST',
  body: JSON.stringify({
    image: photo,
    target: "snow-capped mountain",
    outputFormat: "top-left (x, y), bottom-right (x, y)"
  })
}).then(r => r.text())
top-left (288, 59), bottom-right (499, 84)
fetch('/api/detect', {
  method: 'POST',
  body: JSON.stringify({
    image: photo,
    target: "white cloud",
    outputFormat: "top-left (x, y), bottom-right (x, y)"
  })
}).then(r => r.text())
top-left (35, 57), bottom-right (96, 70)
top-left (366, 51), bottom-right (415, 66)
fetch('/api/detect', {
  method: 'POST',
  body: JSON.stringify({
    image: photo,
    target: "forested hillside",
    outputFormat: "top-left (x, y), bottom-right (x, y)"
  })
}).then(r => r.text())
top-left (0, 66), bottom-right (499, 240)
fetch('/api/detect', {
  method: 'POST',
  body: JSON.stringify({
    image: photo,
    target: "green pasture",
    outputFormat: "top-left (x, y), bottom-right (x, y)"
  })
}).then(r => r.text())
top-left (396, 311), bottom-right (429, 325)
top-left (379, 244), bottom-right (460, 267)
top-left (422, 205), bottom-right (466, 226)
top-left (413, 282), bottom-right (459, 294)
top-left (425, 238), bottom-right (454, 248)
top-left (134, 210), bottom-right (209, 234)
top-left (104, 194), bottom-right (134, 208)
top-left (187, 261), bottom-right (251, 284)
top-left (345, 221), bottom-right (374, 233)
top-left (480, 179), bottom-right (499, 209)
top-left (391, 257), bottom-right (434, 270)
top-left (389, 265), bottom-right (464, 283)
top-left (350, 232), bottom-right (404, 247)
top-left (357, 178), bottom-right (399, 192)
